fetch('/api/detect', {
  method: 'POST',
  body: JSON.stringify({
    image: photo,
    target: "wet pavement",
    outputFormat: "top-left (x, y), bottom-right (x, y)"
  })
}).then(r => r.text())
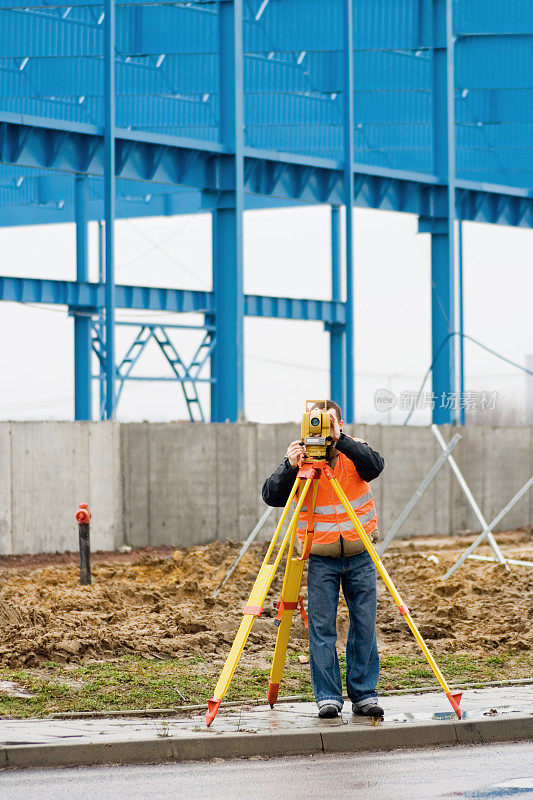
top-left (0, 685), bottom-right (531, 747)
top-left (1, 742), bottom-right (532, 800)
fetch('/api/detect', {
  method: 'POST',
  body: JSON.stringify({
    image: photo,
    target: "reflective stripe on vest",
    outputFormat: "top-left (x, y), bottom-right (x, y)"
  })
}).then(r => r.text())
top-left (312, 509), bottom-right (377, 533)
top-left (301, 490), bottom-right (373, 516)
top-left (296, 450), bottom-right (378, 545)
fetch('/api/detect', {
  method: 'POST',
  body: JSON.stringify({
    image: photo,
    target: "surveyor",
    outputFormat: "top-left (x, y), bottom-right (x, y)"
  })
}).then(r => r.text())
top-left (262, 400), bottom-right (385, 719)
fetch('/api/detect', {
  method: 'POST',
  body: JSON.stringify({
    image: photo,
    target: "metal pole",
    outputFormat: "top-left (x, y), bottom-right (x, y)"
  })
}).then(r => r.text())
top-left (212, 506), bottom-right (274, 599)
top-left (329, 206), bottom-right (347, 410)
top-left (103, 0), bottom-right (116, 420)
top-left (75, 502), bottom-right (92, 586)
top-left (466, 555), bottom-right (533, 569)
top-left (377, 433), bottom-right (462, 555)
top-left (74, 175), bottom-right (92, 421)
top-left (444, 476), bottom-right (533, 579)
top-left (431, 424), bottom-right (508, 568)
top-left (342, 0), bottom-right (355, 423)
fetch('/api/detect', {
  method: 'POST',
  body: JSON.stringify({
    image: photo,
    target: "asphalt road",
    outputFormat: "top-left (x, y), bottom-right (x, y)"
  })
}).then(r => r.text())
top-left (2, 742), bottom-right (532, 800)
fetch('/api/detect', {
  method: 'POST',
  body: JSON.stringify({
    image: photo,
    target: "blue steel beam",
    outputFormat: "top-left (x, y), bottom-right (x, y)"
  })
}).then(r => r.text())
top-left (210, 0), bottom-right (244, 423)
top-left (1, 113), bottom-right (533, 228)
top-left (0, 276), bottom-right (346, 323)
top-left (0, 0), bottom-right (227, 5)
top-left (2, 174), bottom-right (533, 228)
top-left (0, 182), bottom-right (303, 227)
top-left (73, 174), bottom-right (92, 420)
top-left (1, 1), bottom-right (531, 46)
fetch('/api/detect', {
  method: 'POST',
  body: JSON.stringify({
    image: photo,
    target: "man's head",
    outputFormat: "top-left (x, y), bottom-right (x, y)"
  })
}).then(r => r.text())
top-left (311, 400), bottom-right (342, 426)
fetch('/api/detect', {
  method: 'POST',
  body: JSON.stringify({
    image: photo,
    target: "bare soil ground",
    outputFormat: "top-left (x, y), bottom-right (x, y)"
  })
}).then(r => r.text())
top-left (0, 529), bottom-right (531, 671)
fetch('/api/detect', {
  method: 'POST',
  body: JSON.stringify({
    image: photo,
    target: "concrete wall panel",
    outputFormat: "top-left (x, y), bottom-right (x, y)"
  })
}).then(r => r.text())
top-left (0, 423), bottom-right (12, 554)
top-left (148, 423), bottom-right (217, 548)
top-left (379, 426), bottom-right (440, 536)
top-left (10, 422), bottom-right (89, 554)
top-left (255, 422), bottom-right (282, 542)
top-left (450, 426), bottom-right (487, 534)
top-left (237, 424), bottom-right (260, 542)
top-left (484, 427), bottom-right (532, 531)
top-left (216, 423), bottom-right (240, 541)
top-left (88, 422), bottom-right (121, 551)
top-left (431, 424), bottom-right (453, 536)
top-left (2, 422), bottom-right (531, 554)
top-left (121, 423), bottom-right (150, 548)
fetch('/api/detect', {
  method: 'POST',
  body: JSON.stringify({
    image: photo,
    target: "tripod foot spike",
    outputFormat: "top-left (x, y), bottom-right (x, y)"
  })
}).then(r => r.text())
top-left (206, 698), bottom-right (221, 726)
top-left (267, 682), bottom-right (279, 708)
top-left (446, 691), bottom-right (462, 719)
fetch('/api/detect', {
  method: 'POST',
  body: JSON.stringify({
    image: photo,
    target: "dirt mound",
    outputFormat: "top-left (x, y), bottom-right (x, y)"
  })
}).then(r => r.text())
top-left (0, 530), bottom-right (531, 668)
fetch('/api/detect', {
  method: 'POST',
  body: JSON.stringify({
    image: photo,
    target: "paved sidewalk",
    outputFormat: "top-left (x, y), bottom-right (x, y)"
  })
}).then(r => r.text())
top-left (1, 686), bottom-right (532, 769)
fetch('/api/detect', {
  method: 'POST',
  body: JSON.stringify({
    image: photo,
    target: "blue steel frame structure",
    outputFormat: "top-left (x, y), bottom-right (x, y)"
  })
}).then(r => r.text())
top-left (0, 0), bottom-right (532, 423)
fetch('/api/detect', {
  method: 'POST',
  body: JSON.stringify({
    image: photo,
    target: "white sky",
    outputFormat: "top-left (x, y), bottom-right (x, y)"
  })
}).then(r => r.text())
top-left (0, 206), bottom-right (531, 424)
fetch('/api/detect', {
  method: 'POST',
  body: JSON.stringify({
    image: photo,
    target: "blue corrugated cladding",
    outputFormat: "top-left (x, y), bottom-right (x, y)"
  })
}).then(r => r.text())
top-left (0, 0), bottom-right (531, 192)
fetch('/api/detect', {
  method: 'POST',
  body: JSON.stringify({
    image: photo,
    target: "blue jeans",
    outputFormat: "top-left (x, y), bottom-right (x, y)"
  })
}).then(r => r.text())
top-left (307, 550), bottom-right (379, 710)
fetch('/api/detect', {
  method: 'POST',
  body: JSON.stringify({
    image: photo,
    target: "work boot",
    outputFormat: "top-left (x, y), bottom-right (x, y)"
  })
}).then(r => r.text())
top-left (352, 701), bottom-right (384, 719)
top-left (318, 703), bottom-right (340, 719)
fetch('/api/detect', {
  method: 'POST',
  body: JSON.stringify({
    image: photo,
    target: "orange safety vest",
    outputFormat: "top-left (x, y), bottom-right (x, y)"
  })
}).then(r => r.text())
top-left (296, 449), bottom-right (377, 546)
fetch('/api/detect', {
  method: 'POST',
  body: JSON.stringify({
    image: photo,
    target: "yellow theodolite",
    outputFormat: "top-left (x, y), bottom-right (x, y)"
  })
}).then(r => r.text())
top-left (300, 399), bottom-right (333, 459)
top-left (205, 400), bottom-right (462, 725)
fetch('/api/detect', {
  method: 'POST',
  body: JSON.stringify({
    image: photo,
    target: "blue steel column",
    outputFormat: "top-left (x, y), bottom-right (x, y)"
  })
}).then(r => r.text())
top-left (458, 220), bottom-right (465, 424)
top-left (211, 0), bottom-right (244, 422)
top-left (98, 220), bottom-right (105, 420)
top-left (328, 206), bottom-right (347, 410)
top-left (430, 0), bottom-right (456, 423)
top-left (74, 175), bottom-right (92, 420)
top-left (103, 0), bottom-right (116, 420)
top-left (342, 0), bottom-right (355, 423)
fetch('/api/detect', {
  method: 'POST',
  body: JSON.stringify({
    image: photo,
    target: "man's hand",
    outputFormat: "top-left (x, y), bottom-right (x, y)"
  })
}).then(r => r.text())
top-left (286, 440), bottom-right (306, 468)
top-left (329, 411), bottom-right (341, 443)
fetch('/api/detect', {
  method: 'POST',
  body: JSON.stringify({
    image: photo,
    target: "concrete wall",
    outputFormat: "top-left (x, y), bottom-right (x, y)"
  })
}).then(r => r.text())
top-left (0, 422), bottom-right (121, 555)
top-left (1, 422), bottom-right (531, 554)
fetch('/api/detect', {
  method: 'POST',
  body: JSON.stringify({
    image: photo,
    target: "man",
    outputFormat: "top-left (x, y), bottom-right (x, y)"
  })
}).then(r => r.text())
top-left (262, 400), bottom-right (385, 719)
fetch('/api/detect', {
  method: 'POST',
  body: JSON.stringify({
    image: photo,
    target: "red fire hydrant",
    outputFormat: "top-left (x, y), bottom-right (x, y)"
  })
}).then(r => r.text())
top-left (75, 502), bottom-right (92, 586)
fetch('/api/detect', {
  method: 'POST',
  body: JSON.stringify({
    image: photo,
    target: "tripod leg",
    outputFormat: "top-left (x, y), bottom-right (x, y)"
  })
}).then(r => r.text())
top-left (206, 475), bottom-right (314, 725)
top-left (268, 556), bottom-right (305, 706)
top-left (329, 475), bottom-right (462, 720)
top-left (267, 478), bottom-right (318, 706)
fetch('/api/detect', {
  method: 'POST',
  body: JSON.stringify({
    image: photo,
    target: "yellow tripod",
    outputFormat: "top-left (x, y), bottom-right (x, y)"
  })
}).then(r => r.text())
top-left (206, 458), bottom-right (462, 725)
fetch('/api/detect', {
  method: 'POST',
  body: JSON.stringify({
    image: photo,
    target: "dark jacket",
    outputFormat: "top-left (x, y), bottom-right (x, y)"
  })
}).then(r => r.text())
top-left (262, 433), bottom-right (384, 507)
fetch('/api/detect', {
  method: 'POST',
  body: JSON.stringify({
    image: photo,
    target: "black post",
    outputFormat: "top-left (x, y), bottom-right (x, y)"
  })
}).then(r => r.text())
top-left (76, 502), bottom-right (92, 585)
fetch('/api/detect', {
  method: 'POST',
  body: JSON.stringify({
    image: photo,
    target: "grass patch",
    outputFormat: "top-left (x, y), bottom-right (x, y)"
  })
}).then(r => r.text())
top-left (0, 649), bottom-right (530, 719)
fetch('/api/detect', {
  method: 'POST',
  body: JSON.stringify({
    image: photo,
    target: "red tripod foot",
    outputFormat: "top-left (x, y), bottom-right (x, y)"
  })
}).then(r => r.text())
top-left (446, 691), bottom-right (463, 719)
top-left (206, 698), bottom-right (221, 726)
top-left (267, 682), bottom-right (279, 708)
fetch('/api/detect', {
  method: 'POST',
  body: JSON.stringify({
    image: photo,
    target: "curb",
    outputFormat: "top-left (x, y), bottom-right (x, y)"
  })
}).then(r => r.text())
top-left (1, 714), bottom-right (532, 770)
top-left (45, 680), bottom-right (533, 721)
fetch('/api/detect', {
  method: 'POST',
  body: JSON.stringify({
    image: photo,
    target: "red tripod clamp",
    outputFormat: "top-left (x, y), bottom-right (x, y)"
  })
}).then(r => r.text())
top-left (275, 595), bottom-right (308, 629)
top-left (296, 459), bottom-right (334, 480)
